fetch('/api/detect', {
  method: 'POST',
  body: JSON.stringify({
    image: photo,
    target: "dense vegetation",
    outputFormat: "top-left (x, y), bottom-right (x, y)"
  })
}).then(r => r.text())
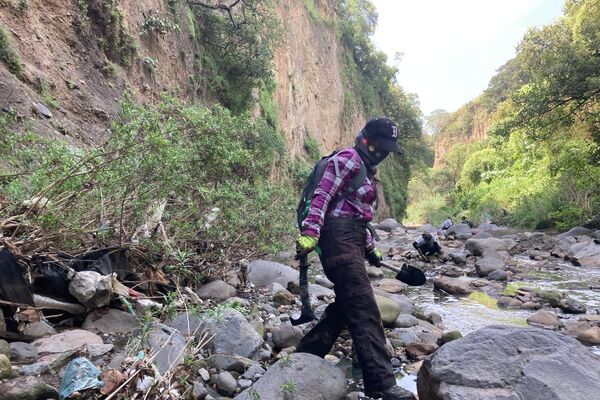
top-left (408, 0), bottom-right (600, 230)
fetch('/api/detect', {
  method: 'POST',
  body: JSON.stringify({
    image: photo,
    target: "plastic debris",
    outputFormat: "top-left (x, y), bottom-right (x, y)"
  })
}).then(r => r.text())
top-left (59, 357), bottom-right (104, 400)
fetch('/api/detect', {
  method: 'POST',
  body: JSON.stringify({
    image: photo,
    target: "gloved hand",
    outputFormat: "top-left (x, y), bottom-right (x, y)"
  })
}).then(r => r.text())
top-left (366, 248), bottom-right (383, 267)
top-left (296, 234), bottom-right (318, 259)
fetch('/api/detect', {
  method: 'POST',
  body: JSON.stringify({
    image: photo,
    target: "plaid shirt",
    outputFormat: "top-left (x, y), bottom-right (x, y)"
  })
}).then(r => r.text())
top-left (301, 147), bottom-right (377, 249)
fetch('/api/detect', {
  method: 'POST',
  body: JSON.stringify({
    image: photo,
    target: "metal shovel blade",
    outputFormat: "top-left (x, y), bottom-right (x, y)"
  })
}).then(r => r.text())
top-left (380, 261), bottom-right (426, 286)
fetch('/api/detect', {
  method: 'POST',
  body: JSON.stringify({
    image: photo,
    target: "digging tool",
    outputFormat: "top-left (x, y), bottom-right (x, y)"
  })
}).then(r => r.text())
top-left (380, 261), bottom-right (427, 286)
top-left (291, 254), bottom-right (316, 326)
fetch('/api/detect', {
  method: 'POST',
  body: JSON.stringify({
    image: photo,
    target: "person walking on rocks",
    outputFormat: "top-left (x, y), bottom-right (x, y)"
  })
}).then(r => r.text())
top-left (295, 117), bottom-right (415, 400)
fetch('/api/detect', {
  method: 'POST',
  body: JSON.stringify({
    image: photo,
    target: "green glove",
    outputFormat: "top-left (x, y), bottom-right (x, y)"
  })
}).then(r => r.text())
top-left (366, 248), bottom-right (383, 267)
top-left (296, 234), bottom-right (318, 258)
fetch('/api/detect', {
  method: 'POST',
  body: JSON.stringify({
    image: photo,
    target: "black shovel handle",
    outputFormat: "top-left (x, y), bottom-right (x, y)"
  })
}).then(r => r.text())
top-left (291, 255), bottom-right (316, 326)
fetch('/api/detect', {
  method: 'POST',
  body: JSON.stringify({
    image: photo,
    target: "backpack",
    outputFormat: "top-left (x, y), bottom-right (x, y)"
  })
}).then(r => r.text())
top-left (296, 150), bottom-right (367, 230)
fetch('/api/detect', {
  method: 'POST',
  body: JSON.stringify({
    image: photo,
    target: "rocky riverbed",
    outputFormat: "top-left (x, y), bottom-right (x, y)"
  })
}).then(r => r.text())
top-left (1, 221), bottom-right (599, 400)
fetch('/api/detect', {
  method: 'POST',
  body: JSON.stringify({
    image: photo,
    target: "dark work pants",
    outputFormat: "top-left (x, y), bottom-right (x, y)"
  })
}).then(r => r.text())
top-left (296, 218), bottom-right (396, 393)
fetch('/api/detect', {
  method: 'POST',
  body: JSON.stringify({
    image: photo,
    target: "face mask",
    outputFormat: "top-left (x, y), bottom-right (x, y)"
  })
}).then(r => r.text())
top-left (367, 143), bottom-right (389, 164)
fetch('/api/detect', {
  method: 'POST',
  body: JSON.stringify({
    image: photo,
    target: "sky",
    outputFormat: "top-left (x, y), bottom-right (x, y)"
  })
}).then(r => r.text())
top-left (371, 0), bottom-right (565, 116)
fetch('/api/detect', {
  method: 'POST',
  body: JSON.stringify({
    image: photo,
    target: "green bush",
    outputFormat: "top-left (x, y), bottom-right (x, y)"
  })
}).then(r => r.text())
top-left (0, 24), bottom-right (24, 78)
top-left (0, 97), bottom-right (295, 255)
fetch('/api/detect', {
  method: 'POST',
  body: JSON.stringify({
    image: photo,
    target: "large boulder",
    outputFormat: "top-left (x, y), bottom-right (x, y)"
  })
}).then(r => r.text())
top-left (417, 325), bottom-right (600, 400)
top-left (433, 277), bottom-right (473, 296)
top-left (465, 238), bottom-right (516, 257)
top-left (475, 256), bottom-right (506, 277)
top-left (557, 226), bottom-right (594, 239)
top-left (234, 353), bottom-right (346, 400)
top-left (196, 280), bottom-right (237, 300)
top-left (566, 241), bottom-right (600, 267)
top-left (248, 260), bottom-right (299, 288)
top-left (445, 224), bottom-right (472, 240)
top-left (206, 309), bottom-right (266, 370)
top-left (378, 218), bottom-right (404, 232)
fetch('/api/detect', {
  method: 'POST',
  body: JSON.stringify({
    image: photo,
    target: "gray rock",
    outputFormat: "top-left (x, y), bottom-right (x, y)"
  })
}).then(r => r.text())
top-left (33, 102), bottom-right (53, 118)
top-left (238, 379), bottom-right (253, 390)
top-left (487, 269), bottom-right (508, 281)
top-left (566, 241), bottom-right (600, 267)
top-left (165, 311), bottom-right (206, 339)
top-left (207, 309), bottom-right (265, 370)
top-left (33, 329), bottom-right (103, 354)
top-left (309, 284), bottom-right (335, 299)
top-left (83, 308), bottom-right (141, 334)
top-left (465, 238), bottom-right (516, 256)
top-left (475, 256), bottom-right (506, 277)
top-left (433, 277), bottom-right (473, 295)
top-left (10, 342), bottom-right (38, 363)
top-left (234, 353), bottom-right (346, 400)
top-left (242, 364), bottom-right (266, 380)
top-left (471, 231), bottom-right (493, 239)
top-left (271, 322), bottom-right (303, 350)
top-left (68, 271), bottom-right (112, 308)
top-left (145, 323), bottom-right (187, 374)
top-left (417, 325), bottom-right (600, 400)
top-left (375, 295), bottom-right (401, 326)
top-left (315, 275), bottom-right (334, 289)
top-left (20, 362), bottom-right (49, 376)
top-left (477, 223), bottom-right (500, 231)
top-left (197, 280), bottom-right (237, 301)
top-left (428, 312), bottom-right (443, 325)
top-left (391, 328), bottom-right (421, 345)
top-left (449, 250), bottom-right (469, 264)
top-left (445, 223), bottom-right (472, 240)
top-left (0, 376), bottom-right (59, 399)
top-left (378, 218), bottom-right (403, 232)
top-left (248, 260), bottom-right (299, 288)
top-left (193, 381), bottom-right (209, 399)
top-left (87, 343), bottom-right (114, 358)
top-left (22, 321), bottom-right (56, 338)
top-left (0, 339), bottom-right (9, 358)
top-left (558, 298), bottom-right (587, 314)
top-left (557, 226), bottom-right (594, 239)
top-left (217, 371), bottom-right (238, 396)
top-left (395, 314), bottom-right (419, 328)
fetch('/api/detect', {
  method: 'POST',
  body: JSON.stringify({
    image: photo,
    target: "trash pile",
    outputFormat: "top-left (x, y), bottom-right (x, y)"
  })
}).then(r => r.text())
top-left (0, 242), bottom-right (220, 399)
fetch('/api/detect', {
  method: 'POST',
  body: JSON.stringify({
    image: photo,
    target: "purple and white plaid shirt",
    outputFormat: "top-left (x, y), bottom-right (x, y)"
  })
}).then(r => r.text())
top-left (301, 147), bottom-right (377, 249)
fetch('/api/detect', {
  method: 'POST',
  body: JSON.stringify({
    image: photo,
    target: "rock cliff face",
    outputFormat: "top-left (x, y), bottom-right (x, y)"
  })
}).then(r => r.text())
top-left (272, 0), bottom-right (364, 158)
top-left (0, 0), bottom-right (361, 156)
top-left (433, 103), bottom-right (491, 168)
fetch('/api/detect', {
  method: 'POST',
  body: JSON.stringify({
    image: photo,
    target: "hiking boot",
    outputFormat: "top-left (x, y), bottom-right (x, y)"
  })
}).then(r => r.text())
top-left (365, 385), bottom-right (415, 400)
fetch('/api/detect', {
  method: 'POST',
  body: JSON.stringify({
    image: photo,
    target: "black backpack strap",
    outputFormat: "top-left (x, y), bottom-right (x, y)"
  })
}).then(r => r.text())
top-left (344, 159), bottom-right (367, 195)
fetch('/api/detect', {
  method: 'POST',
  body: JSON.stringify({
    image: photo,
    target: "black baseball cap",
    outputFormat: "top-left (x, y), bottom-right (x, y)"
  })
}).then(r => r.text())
top-left (363, 117), bottom-right (402, 153)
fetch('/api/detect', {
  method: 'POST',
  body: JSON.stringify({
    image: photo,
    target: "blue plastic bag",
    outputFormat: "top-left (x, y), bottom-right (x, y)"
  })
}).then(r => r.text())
top-left (59, 357), bottom-right (104, 400)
